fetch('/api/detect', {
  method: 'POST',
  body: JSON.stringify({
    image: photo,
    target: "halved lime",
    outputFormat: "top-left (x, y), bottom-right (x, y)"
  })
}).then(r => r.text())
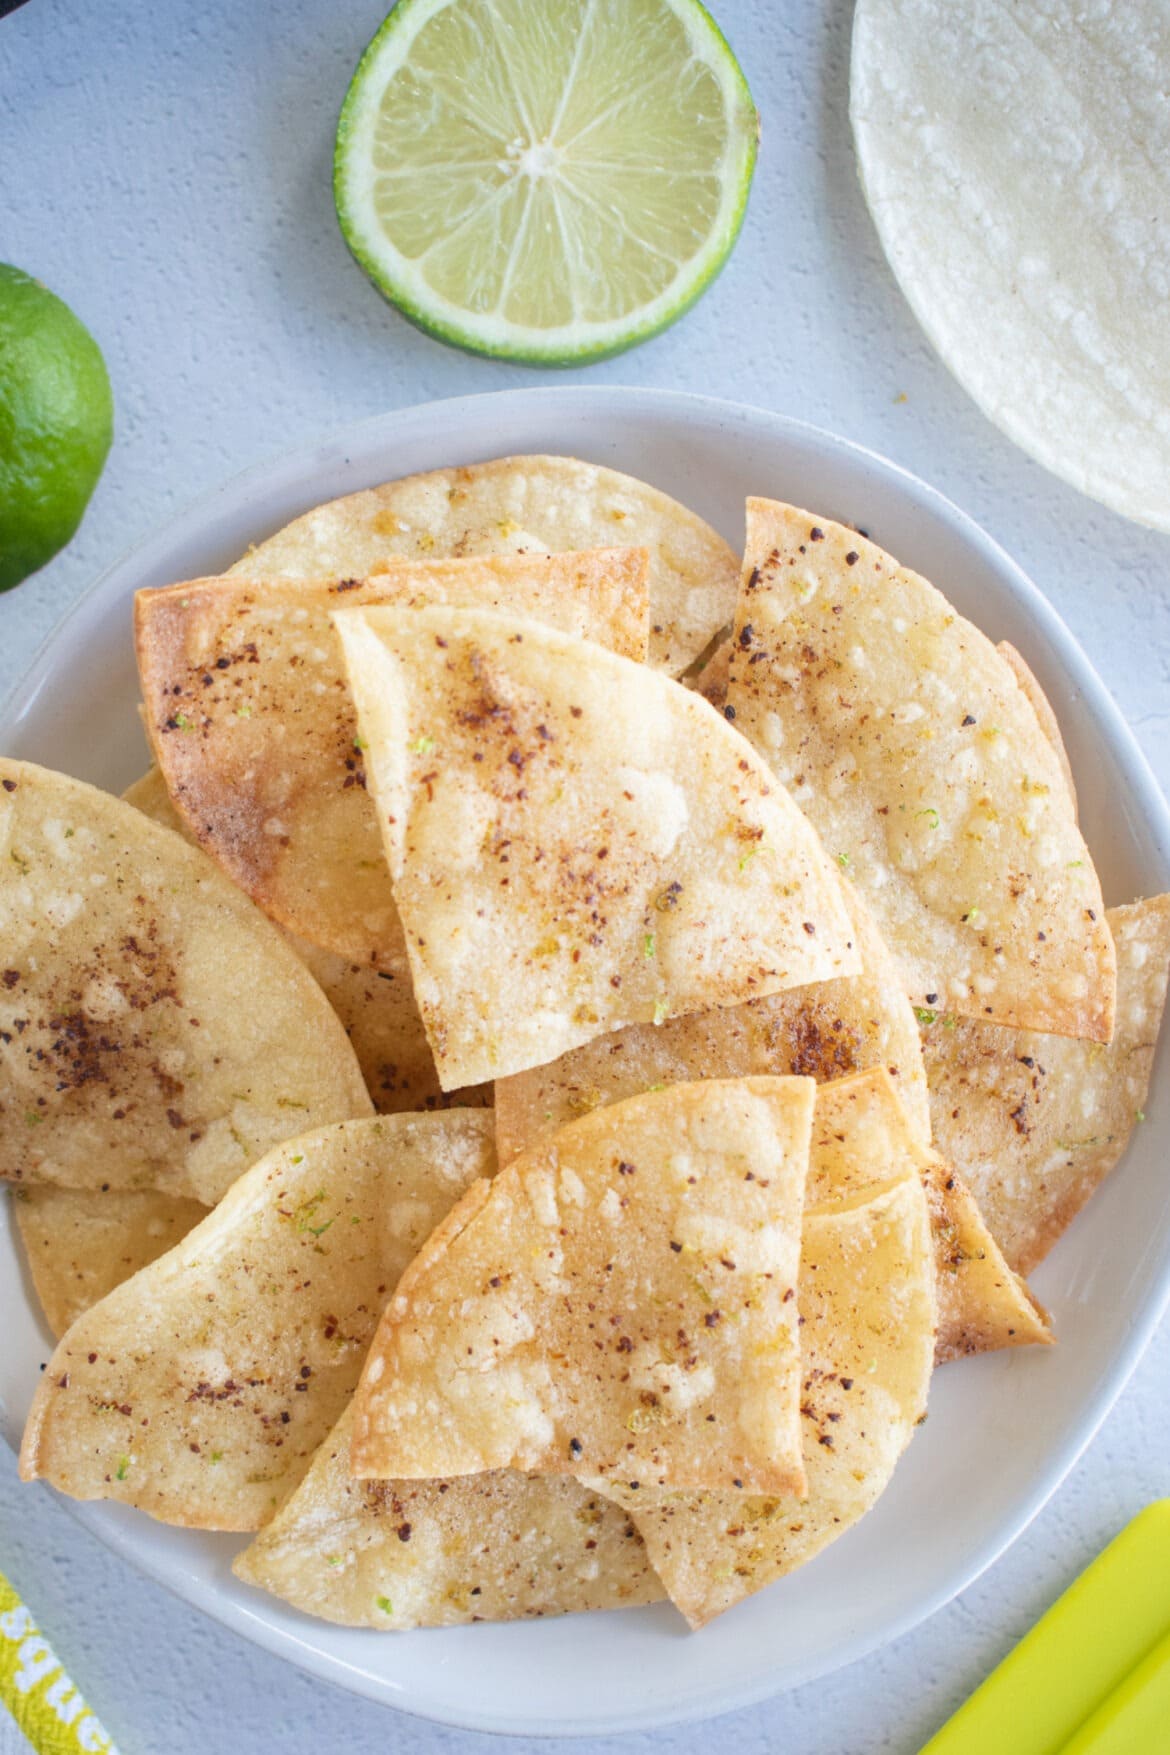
top-left (334, 0), bottom-right (758, 364)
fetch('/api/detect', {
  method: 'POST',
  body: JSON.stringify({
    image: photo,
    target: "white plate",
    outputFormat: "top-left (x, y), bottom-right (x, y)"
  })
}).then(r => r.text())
top-left (3, 387), bottom-right (1169, 1737)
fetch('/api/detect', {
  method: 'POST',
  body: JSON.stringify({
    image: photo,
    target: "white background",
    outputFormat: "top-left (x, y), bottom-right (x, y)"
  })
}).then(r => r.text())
top-left (1, 1), bottom-right (1168, 1750)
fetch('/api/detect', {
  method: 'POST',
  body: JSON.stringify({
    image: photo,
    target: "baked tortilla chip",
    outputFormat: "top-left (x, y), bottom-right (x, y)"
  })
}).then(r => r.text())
top-left (336, 606), bottom-right (860, 1087)
top-left (233, 454), bottom-right (739, 675)
top-left (495, 881), bottom-right (929, 1161)
top-left (922, 896), bottom-right (1170, 1273)
top-left (0, 760), bottom-right (370, 1202)
top-left (727, 500), bottom-right (1114, 1040)
top-left (136, 549), bottom-right (649, 965)
top-left (19, 1112), bottom-right (495, 1530)
top-left (352, 1079), bottom-right (815, 1494)
top-left (921, 1162), bottom-right (1051, 1361)
top-left (13, 1185), bottom-right (207, 1340)
top-left (233, 1404), bottom-right (663, 1628)
top-left (124, 768), bottom-right (490, 1116)
top-left (588, 1176), bottom-right (935, 1628)
top-left (808, 1070), bottom-right (1050, 1360)
top-left (997, 642), bottom-right (1076, 817)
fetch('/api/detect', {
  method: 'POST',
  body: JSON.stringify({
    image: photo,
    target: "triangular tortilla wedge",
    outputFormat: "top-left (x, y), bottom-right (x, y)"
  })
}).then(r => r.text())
top-left (232, 454), bottom-right (739, 676)
top-left (12, 1185), bottom-right (208, 1340)
top-left (585, 1175), bottom-right (936, 1628)
top-left (335, 605), bottom-right (860, 1087)
top-left (351, 1079), bottom-right (815, 1494)
top-left (19, 1112), bottom-right (495, 1530)
top-left (136, 549), bottom-right (649, 967)
top-left (727, 499), bottom-right (1115, 1040)
top-left (0, 760), bottom-right (370, 1202)
top-left (233, 1403), bottom-right (664, 1627)
top-left (494, 880), bottom-right (929, 1160)
top-left (123, 767), bottom-right (491, 1116)
top-left (996, 642), bottom-right (1077, 818)
top-left (922, 896), bottom-right (1170, 1274)
top-left (807, 1070), bottom-right (1051, 1360)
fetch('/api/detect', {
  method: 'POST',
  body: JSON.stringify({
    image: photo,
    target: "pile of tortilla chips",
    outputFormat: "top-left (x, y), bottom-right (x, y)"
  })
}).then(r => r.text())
top-left (8, 457), bottom-right (1168, 1634)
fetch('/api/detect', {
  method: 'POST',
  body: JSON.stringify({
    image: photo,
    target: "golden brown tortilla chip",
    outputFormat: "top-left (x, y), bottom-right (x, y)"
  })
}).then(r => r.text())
top-left (233, 454), bottom-right (739, 675)
top-left (494, 880), bottom-right (929, 1162)
top-left (588, 1174), bottom-right (935, 1628)
top-left (351, 1079), bottom-right (815, 1494)
top-left (808, 1070), bottom-right (1050, 1360)
top-left (336, 605), bottom-right (860, 1088)
top-left (19, 1112), bottom-right (495, 1530)
top-left (997, 642), bottom-right (1076, 817)
top-left (12, 1184), bottom-right (208, 1340)
top-left (727, 500), bottom-right (1115, 1040)
top-left (922, 896), bottom-right (1170, 1273)
top-left (921, 1162), bottom-right (1051, 1360)
top-left (0, 760), bottom-right (371, 1202)
top-left (136, 549), bottom-right (649, 967)
top-left (123, 768), bottom-right (490, 1117)
top-left (233, 1403), bottom-right (664, 1628)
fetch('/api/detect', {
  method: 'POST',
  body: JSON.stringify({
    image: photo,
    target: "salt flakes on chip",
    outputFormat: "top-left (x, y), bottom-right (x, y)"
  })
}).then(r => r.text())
top-left (923, 897), bottom-right (1170, 1274)
top-left (234, 453), bottom-right (740, 675)
top-left (336, 604), bottom-right (860, 1088)
top-left (351, 1079), bottom-right (815, 1495)
top-left (728, 500), bottom-right (1115, 1040)
top-left (19, 1113), bottom-right (494, 1530)
top-left (588, 1172), bottom-right (935, 1628)
top-left (495, 880), bottom-right (929, 1163)
top-left (0, 760), bottom-right (371, 1203)
top-left (234, 1403), bottom-right (664, 1629)
top-left (136, 549), bottom-right (649, 968)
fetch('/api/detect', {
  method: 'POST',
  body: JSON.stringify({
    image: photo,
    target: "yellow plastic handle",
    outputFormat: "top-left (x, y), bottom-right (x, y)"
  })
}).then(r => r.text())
top-left (1058, 1622), bottom-right (1170, 1755)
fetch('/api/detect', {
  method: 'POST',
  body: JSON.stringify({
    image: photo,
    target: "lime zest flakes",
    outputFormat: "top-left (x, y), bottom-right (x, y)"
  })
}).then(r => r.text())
top-left (353, 735), bottom-right (368, 752)
top-left (290, 1153), bottom-right (305, 1166)
top-left (24, 1110), bottom-right (44, 1125)
top-left (210, 1450), bottom-right (224, 1465)
top-left (294, 1190), bottom-right (334, 1237)
top-left (376, 1595), bottom-right (393, 1615)
top-left (234, 703), bottom-right (253, 719)
top-left (916, 807), bottom-right (940, 829)
top-left (1055, 1136), bottom-right (1103, 1153)
top-left (961, 906), bottom-right (983, 926)
top-left (115, 1455), bottom-right (131, 1480)
top-left (738, 846), bottom-right (758, 871)
top-left (642, 932), bottom-right (657, 959)
top-left (410, 734), bottom-right (434, 756)
top-left (913, 1007), bottom-right (937, 1025)
top-left (1136, 1108), bottom-right (1147, 1122)
top-left (647, 1082), bottom-right (666, 1093)
top-left (326, 1554), bottom-right (343, 1568)
top-left (173, 712), bottom-right (195, 731)
top-left (653, 997), bottom-right (669, 1026)
top-left (836, 852), bottom-right (851, 869)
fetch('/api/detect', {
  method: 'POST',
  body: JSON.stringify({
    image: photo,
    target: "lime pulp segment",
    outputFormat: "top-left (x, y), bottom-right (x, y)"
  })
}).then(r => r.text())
top-left (335, 0), bottom-right (758, 363)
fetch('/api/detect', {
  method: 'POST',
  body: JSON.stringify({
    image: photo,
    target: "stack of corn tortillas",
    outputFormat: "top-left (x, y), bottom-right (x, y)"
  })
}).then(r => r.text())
top-left (851, 0), bottom-right (1170, 530)
top-left (7, 454), bottom-right (1167, 1632)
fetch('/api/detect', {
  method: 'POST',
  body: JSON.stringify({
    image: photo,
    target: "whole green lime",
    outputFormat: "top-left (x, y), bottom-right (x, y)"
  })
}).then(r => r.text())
top-left (0, 265), bottom-right (113, 593)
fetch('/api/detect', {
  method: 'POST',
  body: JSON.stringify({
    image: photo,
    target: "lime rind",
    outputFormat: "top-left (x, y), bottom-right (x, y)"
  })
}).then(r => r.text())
top-left (334, 0), bottom-right (758, 366)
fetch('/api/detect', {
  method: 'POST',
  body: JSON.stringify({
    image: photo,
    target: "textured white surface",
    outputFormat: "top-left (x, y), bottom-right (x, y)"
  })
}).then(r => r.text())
top-left (0, 1), bottom-right (1168, 1751)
